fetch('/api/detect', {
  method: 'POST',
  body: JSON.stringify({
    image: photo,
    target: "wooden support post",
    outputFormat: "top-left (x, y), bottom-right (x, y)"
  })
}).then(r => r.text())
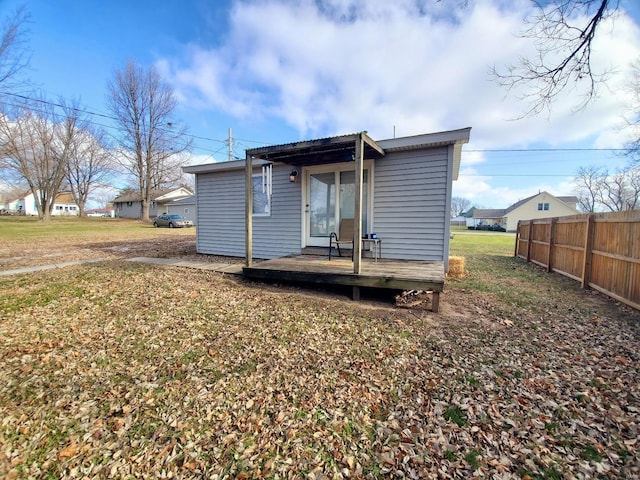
top-left (431, 292), bottom-right (440, 313)
top-left (581, 214), bottom-right (595, 289)
top-left (245, 154), bottom-right (253, 267)
top-left (352, 286), bottom-right (361, 301)
top-left (353, 133), bottom-right (364, 275)
top-left (514, 221), bottom-right (520, 257)
top-left (547, 217), bottom-right (556, 272)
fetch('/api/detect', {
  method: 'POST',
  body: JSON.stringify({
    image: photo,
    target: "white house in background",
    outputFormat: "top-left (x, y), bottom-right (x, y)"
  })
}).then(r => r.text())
top-left (6, 191), bottom-right (79, 216)
top-left (471, 192), bottom-right (579, 232)
top-left (165, 195), bottom-right (196, 224)
top-left (86, 207), bottom-right (115, 217)
top-left (112, 187), bottom-right (193, 219)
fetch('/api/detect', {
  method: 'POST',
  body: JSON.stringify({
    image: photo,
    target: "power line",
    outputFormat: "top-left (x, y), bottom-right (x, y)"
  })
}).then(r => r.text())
top-left (465, 147), bottom-right (628, 152)
top-left (0, 91), bottom-right (232, 152)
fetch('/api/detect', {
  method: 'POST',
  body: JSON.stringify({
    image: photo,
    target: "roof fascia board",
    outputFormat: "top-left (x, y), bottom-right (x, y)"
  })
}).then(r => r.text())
top-left (378, 127), bottom-right (471, 151)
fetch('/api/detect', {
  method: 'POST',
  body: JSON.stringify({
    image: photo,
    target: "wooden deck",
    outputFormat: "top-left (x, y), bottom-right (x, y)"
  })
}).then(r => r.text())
top-left (243, 256), bottom-right (445, 312)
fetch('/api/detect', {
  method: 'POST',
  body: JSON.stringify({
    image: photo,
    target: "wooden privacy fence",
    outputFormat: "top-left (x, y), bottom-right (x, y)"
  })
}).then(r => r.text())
top-left (515, 210), bottom-right (640, 310)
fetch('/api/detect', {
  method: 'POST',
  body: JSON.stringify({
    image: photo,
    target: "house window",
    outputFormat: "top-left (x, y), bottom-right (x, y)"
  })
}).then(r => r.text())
top-left (184, 208), bottom-right (189, 214)
top-left (537, 203), bottom-right (549, 211)
top-left (252, 174), bottom-right (271, 216)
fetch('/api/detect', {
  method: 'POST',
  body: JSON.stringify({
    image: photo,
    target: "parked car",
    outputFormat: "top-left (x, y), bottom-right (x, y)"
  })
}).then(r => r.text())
top-left (153, 214), bottom-right (193, 228)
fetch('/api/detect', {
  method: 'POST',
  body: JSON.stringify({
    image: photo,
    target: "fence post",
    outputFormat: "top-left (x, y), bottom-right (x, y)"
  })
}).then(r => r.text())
top-left (514, 221), bottom-right (520, 257)
top-left (526, 220), bottom-right (533, 263)
top-left (581, 214), bottom-right (595, 289)
top-left (547, 217), bottom-right (556, 273)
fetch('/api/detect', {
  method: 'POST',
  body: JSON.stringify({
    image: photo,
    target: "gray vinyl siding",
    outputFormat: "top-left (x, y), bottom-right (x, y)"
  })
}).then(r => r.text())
top-left (115, 201), bottom-right (142, 219)
top-left (115, 201), bottom-right (160, 219)
top-left (166, 202), bottom-right (196, 224)
top-left (195, 164), bottom-right (301, 259)
top-left (373, 147), bottom-right (449, 261)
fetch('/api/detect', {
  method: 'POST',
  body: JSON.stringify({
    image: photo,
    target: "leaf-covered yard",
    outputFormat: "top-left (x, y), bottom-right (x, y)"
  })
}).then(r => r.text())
top-left (0, 220), bottom-right (638, 479)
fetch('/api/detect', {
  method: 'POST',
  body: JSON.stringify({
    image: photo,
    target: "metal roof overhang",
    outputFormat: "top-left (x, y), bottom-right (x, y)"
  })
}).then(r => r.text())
top-left (245, 132), bottom-right (385, 167)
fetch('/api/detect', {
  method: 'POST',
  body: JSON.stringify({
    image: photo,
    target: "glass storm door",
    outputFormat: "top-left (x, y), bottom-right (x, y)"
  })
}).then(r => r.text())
top-left (305, 167), bottom-right (369, 247)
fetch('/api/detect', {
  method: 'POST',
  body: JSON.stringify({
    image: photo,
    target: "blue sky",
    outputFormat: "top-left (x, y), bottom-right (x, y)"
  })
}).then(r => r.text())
top-left (2, 0), bottom-right (640, 209)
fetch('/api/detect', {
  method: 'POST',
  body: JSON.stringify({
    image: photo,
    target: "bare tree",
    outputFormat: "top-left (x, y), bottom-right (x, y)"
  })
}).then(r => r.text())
top-left (106, 60), bottom-right (190, 222)
top-left (573, 164), bottom-right (640, 212)
top-left (0, 5), bottom-right (30, 91)
top-left (450, 196), bottom-right (472, 218)
top-left (494, 0), bottom-right (617, 116)
top-left (573, 165), bottom-right (603, 212)
top-left (625, 58), bottom-right (640, 163)
top-left (66, 125), bottom-right (114, 217)
top-left (599, 165), bottom-right (640, 211)
top-left (0, 98), bottom-right (80, 221)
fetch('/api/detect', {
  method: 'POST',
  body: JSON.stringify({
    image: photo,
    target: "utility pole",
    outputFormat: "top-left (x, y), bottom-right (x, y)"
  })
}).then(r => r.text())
top-left (228, 127), bottom-right (233, 162)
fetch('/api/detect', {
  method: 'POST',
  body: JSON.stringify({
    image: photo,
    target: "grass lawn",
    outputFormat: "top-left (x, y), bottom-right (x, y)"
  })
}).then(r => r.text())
top-left (1, 220), bottom-right (639, 479)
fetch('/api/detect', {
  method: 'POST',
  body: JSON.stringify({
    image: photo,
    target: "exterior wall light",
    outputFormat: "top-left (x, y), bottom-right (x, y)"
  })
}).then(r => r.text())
top-left (289, 169), bottom-right (298, 182)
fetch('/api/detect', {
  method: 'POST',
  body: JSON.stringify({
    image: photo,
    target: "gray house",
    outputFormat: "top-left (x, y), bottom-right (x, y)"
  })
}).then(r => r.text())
top-left (165, 195), bottom-right (196, 224)
top-left (183, 128), bottom-right (470, 270)
top-left (113, 187), bottom-right (193, 219)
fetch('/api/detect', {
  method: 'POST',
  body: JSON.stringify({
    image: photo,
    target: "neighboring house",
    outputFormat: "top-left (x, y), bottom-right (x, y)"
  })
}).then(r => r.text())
top-left (183, 128), bottom-right (471, 267)
top-left (86, 207), bottom-right (115, 217)
top-left (451, 207), bottom-right (476, 226)
top-left (6, 191), bottom-right (79, 216)
top-left (113, 187), bottom-right (193, 219)
top-left (471, 192), bottom-right (579, 232)
top-left (164, 195), bottom-right (196, 224)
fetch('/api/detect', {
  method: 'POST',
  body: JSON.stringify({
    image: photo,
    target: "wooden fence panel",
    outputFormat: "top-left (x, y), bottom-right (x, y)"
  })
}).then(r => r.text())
top-left (515, 211), bottom-right (640, 310)
top-left (550, 217), bottom-right (585, 280)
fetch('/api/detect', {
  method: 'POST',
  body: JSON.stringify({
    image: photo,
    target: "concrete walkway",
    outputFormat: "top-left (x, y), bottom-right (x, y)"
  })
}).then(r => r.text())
top-left (0, 257), bottom-right (244, 277)
top-left (0, 258), bottom-right (108, 276)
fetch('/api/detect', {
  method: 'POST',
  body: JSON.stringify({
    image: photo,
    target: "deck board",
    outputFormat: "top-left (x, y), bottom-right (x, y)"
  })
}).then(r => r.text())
top-left (243, 256), bottom-right (445, 310)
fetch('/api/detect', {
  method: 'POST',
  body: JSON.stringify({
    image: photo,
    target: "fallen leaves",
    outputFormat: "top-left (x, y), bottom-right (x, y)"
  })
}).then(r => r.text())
top-left (1, 235), bottom-right (639, 479)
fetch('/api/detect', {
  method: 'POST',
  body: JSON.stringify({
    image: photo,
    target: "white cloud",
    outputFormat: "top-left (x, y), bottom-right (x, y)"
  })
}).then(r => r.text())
top-left (166, 0), bottom-right (640, 148)
top-left (163, 0), bottom-right (640, 207)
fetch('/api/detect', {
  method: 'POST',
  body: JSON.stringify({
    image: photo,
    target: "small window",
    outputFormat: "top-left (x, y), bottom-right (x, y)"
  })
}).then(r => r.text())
top-left (537, 203), bottom-right (550, 211)
top-left (252, 174), bottom-right (271, 216)
top-left (184, 208), bottom-right (189, 214)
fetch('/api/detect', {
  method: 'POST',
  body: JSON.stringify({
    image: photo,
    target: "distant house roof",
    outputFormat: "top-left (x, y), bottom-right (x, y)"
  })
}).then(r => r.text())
top-left (460, 207), bottom-right (476, 218)
top-left (473, 192), bottom-right (578, 219)
top-left (557, 196), bottom-right (578, 204)
top-left (113, 187), bottom-right (193, 203)
top-left (55, 192), bottom-right (75, 204)
top-left (167, 195), bottom-right (195, 205)
top-left (473, 208), bottom-right (506, 219)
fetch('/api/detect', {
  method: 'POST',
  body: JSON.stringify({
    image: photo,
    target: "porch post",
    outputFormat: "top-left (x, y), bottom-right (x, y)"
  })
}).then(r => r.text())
top-left (245, 154), bottom-right (253, 267)
top-left (353, 133), bottom-right (364, 274)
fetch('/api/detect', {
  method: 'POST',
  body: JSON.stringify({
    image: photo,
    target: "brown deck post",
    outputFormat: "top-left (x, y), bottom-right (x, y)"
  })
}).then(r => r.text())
top-left (353, 133), bottom-right (364, 275)
top-left (431, 291), bottom-right (440, 313)
top-left (245, 153), bottom-right (253, 267)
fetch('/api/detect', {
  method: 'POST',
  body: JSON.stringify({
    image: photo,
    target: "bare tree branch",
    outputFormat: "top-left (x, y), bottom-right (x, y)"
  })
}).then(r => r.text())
top-left (0, 5), bottom-right (30, 91)
top-left (494, 0), bottom-right (617, 116)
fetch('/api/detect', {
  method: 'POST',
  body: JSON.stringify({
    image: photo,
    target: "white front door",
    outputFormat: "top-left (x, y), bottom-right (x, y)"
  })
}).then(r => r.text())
top-left (304, 163), bottom-right (371, 247)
